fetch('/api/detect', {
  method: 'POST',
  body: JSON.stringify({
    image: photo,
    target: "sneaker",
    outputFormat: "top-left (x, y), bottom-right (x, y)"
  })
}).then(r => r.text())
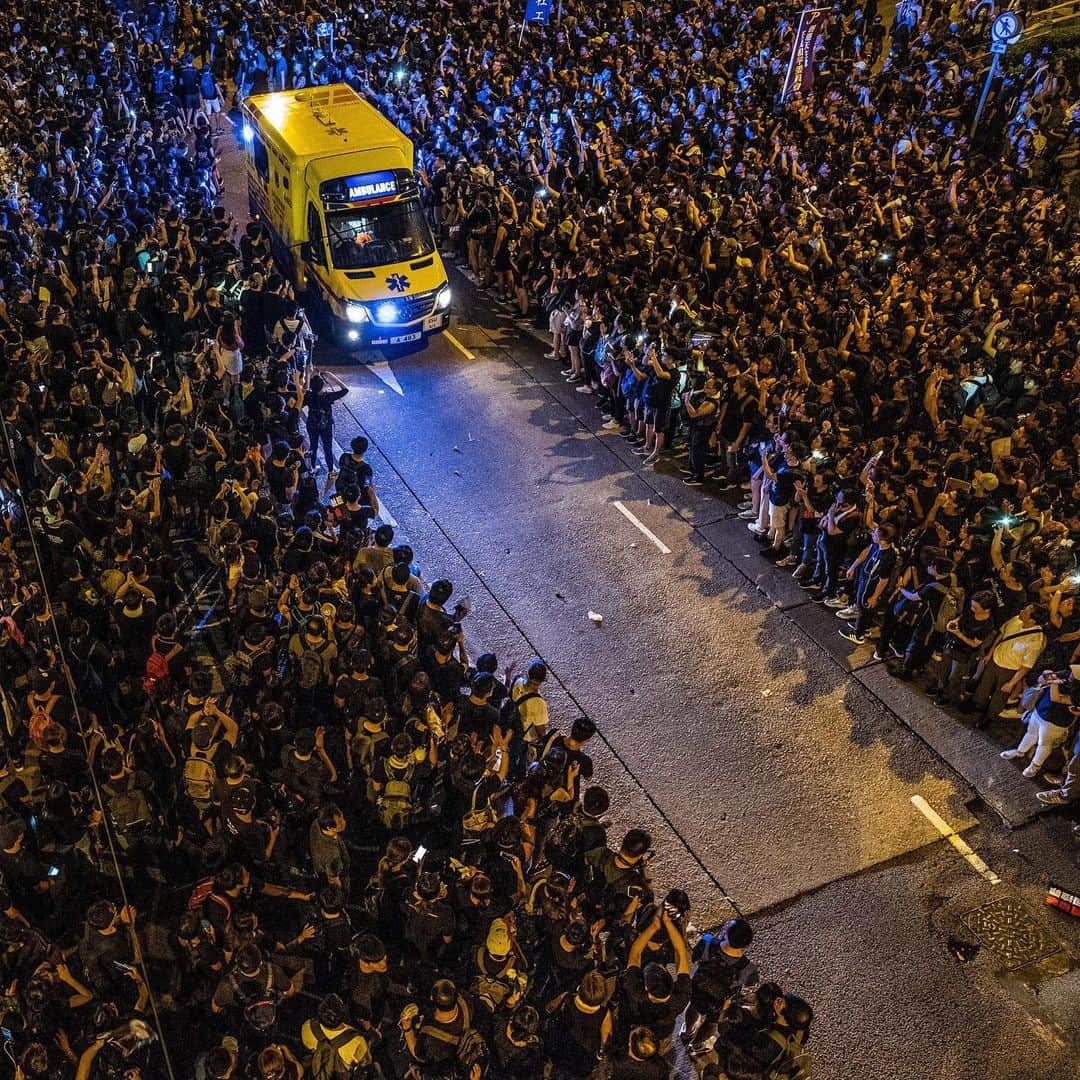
top-left (713, 478), bottom-right (735, 491)
top-left (683, 477), bottom-right (703, 487)
top-left (747, 525), bottom-right (767, 537)
top-left (998, 707), bottom-right (1021, 720)
top-left (545, 351), bottom-right (560, 360)
top-left (566, 374), bottom-right (582, 383)
top-left (835, 607), bottom-right (858, 620)
top-left (601, 420), bottom-right (622, 432)
top-left (560, 367), bottom-right (575, 375)
top-left (776, 555), bottom-right (797, 568)
top-left (800, 581), bottom-right (822, 592)
top-left (738, 510), bottom-right (757, 520)
top-left (872, 651), bottom-right (887, 662)
top-left (791, 564), bottom-right (808, 579)
top-left (1022, 764), bottom-right (1042, 779)
top-left (632, 446), bottom-right (653, 456)
top-left (1043, 772), bottom-right (1065, 786)
top-left (824, 596), bottom-right (849, 609)
top-left (737, 500), bottom-right (752, 510)
top-left (839, 629), bottom-right (866, 645)
top-left (620, 431), bottom-right (638, 441)
top-left (601, 413), bottom-right (613, 421)
top-left (1036, 789), bottom-right (1069, 805)
top-left (575, 384), bottom-right (595, 394)
top-left (1000, 748), bottom-right (1025, 760)
top-left (642, 452), bottom-right (660, 466)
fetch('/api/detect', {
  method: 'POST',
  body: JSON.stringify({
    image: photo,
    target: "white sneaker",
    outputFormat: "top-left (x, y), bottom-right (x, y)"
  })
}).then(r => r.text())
top-left (738, 510), bottom-right (757, 520)
top-left (1022, 764), bottom-right (1041, 779)
top-left (545, 351), bottom-right (559, 360)
top-left (642, 452), bottom-right (660, 466)
top-left (836, 607), bottom-right (858, 620)
top-left (601, 419), bottom-right (622, 431)
top-left (824, 596), bottom-right (849, 609)
top-left (575, 384), bottom-right (594, 394)
top-left (999, 749), bottom-right (1025, 760)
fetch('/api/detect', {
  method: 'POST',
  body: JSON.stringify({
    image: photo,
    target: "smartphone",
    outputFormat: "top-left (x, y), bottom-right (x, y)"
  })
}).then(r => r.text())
top-left (412, 844), bottom-right (427, 863)
top-left (1, 1027), bottom-right (12, 1040)
top-left (47, 865), bottom-right (60, 877)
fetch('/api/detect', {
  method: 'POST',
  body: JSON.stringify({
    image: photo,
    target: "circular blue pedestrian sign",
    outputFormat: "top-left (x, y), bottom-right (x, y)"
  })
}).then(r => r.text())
top-left (991, 11), bottom-right (1023, 44)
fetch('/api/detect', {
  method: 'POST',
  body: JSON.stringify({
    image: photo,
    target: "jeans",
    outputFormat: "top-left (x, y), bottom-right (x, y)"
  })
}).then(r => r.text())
top-left (1014, 714), bottom-right (1069, 769)
top-left (688, 425), bottom-right (711, 480)
top-left (308, 427), bottom-right (334, 471)
top-left (813, 532), bottom-right (846, 598)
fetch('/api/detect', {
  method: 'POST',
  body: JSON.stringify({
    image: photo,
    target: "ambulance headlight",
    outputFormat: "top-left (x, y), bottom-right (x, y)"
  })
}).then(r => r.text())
top-left (435, 285), bottom-right (452, 311)
top-left (345, 302), bottom-right (369, 324)
top-left (376, 301), bottom-right (399, 324)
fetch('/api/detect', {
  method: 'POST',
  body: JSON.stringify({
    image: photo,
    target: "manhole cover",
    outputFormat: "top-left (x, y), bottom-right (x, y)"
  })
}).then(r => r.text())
top-left (961, 896), bottom-right (1061, 970)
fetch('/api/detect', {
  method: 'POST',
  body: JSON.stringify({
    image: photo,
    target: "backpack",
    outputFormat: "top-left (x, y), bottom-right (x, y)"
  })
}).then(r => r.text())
top-left (418, 997), bottom-right (482, 1067)
top-left (461, 778), bottom-right (497, 835)
top-left (142, 639), bottom-right (176, 696)
top-left (27, 694), bottom-right (59, 749)
top-left (183, 746), bottom-right (218, 803)
top-left (311, 1022), bottom-right (367, 1080)
top-left (230, 966), bottom-right (279, 1031)
top-left (377, 759), bottom-right (415, 828)
top-left (472, 950), bottom-right (516, 1010)
top-left (184, 453), bottom-right (211, 494)
top-left (932, 582), bottom-right (965, 635)
top-left (296, 638), bottom-right (330, 690)
top-left (352, 727), bottom-right (389, 803)
top-left (107, 777), bottom-right (152, 836)
top-left (761, 1028), bottom-right (811, 1080)
top-left (498, 691), bottom-right (539, 740)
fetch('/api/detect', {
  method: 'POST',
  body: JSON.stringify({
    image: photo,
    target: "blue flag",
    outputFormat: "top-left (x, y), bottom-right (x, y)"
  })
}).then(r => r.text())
top-left (525, 0), bottom-right (552, 24)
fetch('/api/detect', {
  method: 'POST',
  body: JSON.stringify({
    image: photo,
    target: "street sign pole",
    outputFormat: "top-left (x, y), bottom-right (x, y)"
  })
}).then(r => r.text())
top-left (971, 12), bottom-right (1022, 137)
top-left (970, 49), bottom-right (1000, 137)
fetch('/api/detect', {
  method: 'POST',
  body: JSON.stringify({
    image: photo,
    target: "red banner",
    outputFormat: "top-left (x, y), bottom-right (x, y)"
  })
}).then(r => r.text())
top-left (782, 7), bottom-right (830, 100)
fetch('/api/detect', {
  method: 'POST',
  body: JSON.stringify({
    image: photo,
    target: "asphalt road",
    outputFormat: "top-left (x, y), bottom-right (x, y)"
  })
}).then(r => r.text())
top-left (216, 140), bottom-right (1077, 1079)
top-left (313, 278), bottom-right (1079, 1080)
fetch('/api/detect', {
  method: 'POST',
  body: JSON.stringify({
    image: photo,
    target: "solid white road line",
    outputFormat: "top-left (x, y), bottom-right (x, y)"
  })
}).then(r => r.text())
top-left (445, 330), bottom-right (477, 361)
top-left (911, 795), bottom-right (1002, 885)
top-left (612, 500), bottom-right (672, 555)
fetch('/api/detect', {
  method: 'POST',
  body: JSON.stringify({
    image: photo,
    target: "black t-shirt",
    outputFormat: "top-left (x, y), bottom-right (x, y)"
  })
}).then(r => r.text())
top-left (619, 967), bottom-right (691, 1042)
top-left (305, 387), bottom-right (348, 432)
top-left (348, 962), bottom-right (389, 1022)
top-left (609, 1052), bottom-right (671, 1080)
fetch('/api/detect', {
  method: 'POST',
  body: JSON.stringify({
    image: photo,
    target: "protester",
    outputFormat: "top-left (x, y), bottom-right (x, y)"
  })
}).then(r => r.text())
top-left (6, 0), bottom-right (1080, 1071)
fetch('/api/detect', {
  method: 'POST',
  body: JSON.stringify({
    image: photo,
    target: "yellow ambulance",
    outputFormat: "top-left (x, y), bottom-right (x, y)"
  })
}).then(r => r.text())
top-left (240, 84), bottom-right (451, 347)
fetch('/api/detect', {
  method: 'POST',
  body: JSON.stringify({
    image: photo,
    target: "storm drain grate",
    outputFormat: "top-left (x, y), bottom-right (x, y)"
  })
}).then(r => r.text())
top-left (960, 895), bottom-right (1062, 970)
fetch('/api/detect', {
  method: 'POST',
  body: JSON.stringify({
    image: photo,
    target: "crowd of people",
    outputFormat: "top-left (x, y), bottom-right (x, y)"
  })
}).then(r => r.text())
top-left (377, 0), bottom-right (1078, 800)
top-left (0, 2), bottom-right (831, 1080)
top-left (0, 0), bottom-right (1079, 1072)
top-left (215, 0), bottom-right (1080, 794)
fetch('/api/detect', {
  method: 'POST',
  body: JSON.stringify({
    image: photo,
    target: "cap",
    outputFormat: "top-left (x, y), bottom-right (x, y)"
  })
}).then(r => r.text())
top-left (485, 918), bottom-right (511, 958)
